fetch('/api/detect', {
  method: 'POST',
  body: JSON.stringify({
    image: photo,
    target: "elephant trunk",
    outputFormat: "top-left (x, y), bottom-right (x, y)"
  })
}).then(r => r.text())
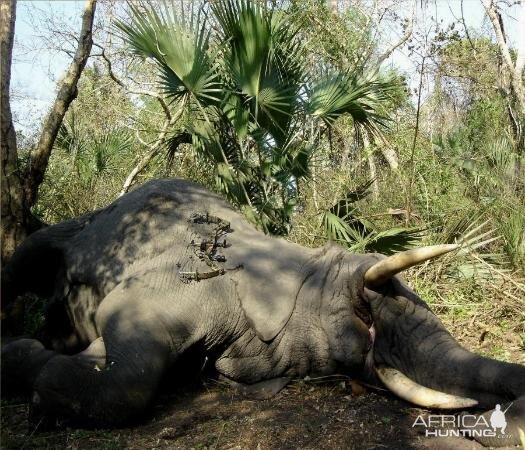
top-left (367, 279), bottom-right (525, 447)
top-left (369, 281), bottom-right (525, 405)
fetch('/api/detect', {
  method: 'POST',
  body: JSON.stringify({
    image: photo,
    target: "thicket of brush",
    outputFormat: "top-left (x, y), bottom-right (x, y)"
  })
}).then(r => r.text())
top-left (20, 1), bottom-right (523, 359)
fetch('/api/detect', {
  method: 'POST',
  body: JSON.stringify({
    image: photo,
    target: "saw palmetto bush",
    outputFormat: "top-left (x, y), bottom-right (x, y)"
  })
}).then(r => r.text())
top-left (321, 180), bottom-right (423, 254)
top-left (116, 0), bottom-right (400, 235)
top-left (36, 116), bottom-right (135, 223)
top-left (432, 129), bottom-right (525, 271)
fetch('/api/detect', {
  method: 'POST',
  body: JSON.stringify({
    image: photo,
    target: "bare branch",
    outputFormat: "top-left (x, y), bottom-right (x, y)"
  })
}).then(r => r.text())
top-left (377, 0), bottom-right (416, 65)
top-left (25, 0), bottom-right (97, 207)
top-left (94, 43), bottom-right (172, 120)
top-left (119, 97), bottom-right (188, 196)
top-left (460, 0), bottom-right (477, 52)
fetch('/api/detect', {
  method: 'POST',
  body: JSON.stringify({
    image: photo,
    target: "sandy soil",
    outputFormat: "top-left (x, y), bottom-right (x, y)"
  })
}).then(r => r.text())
top-left (3, 374), bottom-right (521, 450)
top-left (2, 311), bottom-right (523, 449)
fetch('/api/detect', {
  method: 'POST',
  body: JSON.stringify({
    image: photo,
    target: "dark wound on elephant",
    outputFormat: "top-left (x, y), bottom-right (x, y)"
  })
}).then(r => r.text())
top-left (2, 179), bottom-right (524, 448)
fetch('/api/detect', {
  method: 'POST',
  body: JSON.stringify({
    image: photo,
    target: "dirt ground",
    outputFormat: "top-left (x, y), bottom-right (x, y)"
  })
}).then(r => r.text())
top-left (2, 317), bottom-right (523, 450)
top-left (3, 374), bottom-right (522, 450)
top-left (0, 378), bottom-right (437, 450)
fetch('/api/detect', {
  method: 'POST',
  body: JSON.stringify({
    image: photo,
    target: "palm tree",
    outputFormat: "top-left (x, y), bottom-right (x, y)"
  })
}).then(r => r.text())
top-left (116, 0), bottom-right (399, 235)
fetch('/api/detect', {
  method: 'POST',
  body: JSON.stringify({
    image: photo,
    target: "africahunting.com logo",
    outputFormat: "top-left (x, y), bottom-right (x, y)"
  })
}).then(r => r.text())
top-left (412, 404), bottom-right (511, 438)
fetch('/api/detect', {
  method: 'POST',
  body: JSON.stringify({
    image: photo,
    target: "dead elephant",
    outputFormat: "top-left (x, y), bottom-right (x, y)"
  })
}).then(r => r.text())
top-left (2, 179), bottom-right (524, 447)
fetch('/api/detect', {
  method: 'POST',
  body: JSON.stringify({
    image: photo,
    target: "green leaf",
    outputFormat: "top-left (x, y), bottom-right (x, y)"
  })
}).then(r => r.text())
top-left (362, 228), bottom-right (423, 254)
top-left (213, 0), bottom-right (271, 97)
top-left (329, 179), bottom-right (374, 218)
top-left (322, 211), bottom-right (355, 243)
top-left (115, 2), bottom-right (221, 104)
top-left (308, 70), bottom-right (398, 131)
top-left (212, 0), bottom-right (304, 145)
top-left (222, 93), bottom-right (250, 140)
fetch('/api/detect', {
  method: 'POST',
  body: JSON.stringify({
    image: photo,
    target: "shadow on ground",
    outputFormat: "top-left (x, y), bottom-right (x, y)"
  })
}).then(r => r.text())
top-left (1, 377), bottom-right (441, 450)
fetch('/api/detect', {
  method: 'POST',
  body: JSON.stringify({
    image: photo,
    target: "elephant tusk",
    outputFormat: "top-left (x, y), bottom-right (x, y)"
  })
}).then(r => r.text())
top-left (364, 244), bottom-right (460, 287)
top-left (376, 366), bottom-right (478, 409)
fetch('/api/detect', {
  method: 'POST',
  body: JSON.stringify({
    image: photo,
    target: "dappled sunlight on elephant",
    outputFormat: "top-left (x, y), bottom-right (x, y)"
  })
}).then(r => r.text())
top-left (2, 178), bottom-right (524, 448)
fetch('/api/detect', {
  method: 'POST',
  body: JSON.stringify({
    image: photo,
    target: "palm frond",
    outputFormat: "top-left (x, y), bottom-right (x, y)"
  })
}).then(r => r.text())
top-left (164, 131), bottom-right (192, 167)
top-left (90, 131), bottom-right (133, 175)
top-left (329, 179), bottom-right (374, 218)
top-left (115, 2), bottom-right (221, 104)
top-left (322, 181), bottom-right (421, 254)
top-left (308, 70), bottom-right (398, 132)
top-left (114, 0), bottom-right (398, 239)
top-left (360, 228), bottom-right (423, 254)
top-left (212, 0), bottom-right (304, 145)
top-left (322, 211), bottom-right (356, 243)
top-left (212, 0), bottom-right (271, 97)
top-left (54, 116), bottom-right (86, 155)
top-left (434, 215), bottom-right (511, 281)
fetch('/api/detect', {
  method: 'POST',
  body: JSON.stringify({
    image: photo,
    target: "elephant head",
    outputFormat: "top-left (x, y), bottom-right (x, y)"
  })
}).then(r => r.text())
top-left (356, 244), bottom-right (525, 447)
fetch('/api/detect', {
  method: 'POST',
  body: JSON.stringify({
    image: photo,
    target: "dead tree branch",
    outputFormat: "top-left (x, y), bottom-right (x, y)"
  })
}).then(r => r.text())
top-left (118, 97), bottom-right (188, 197)
top-left (377, 0), bottom-right (416, 65)
top-left (95, 44), bottom-right (172, 120)
top-left (25, 0), bottom-right (97, 207)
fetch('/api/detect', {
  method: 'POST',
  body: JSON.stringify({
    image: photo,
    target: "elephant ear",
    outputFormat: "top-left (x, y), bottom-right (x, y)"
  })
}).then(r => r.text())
top-left (228, 241), bottom-right (305, 342)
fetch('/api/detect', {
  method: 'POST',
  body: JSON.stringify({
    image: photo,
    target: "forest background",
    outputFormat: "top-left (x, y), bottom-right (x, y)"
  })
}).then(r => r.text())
top-left (2, 0), bottom-right (524, 367)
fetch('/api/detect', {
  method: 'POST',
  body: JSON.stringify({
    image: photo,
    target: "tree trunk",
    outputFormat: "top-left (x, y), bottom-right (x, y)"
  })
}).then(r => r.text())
top-left (363, 135), bottom-right (379, 200)
top-left (482, 0), bottom-right (525, 116)
top-left (0, 0), bottom-right (26, 262)
top-left (1, 0), bottom-right (96, 262)
top-left (25, 0), bottom-right (97, 207)
top-left (379, 146), bottom-right (399, 170)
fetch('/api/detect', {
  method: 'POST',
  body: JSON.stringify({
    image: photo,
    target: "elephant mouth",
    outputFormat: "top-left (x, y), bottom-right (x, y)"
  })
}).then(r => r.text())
top-left (366, 322), bottom-right (478, 410)
top-left (363, 244), bottom-right (480, 410)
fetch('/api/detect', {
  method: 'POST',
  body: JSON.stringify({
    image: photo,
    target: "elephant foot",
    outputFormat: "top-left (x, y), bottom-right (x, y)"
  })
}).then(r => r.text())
top-left (1, 338), bottom-right (56, 398)
top-left (221, 376), bottom-right (290, 400)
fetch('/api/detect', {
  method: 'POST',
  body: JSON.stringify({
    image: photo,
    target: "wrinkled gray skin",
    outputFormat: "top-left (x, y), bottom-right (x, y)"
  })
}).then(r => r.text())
top-left (2, 179), bottom-right (524, 446)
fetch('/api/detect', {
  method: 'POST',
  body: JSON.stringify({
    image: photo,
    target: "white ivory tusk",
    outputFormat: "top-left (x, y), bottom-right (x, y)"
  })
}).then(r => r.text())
top-left (364, 244), bottom-right (460, 287)
top-left (376, 366), bottom-right (478, 409)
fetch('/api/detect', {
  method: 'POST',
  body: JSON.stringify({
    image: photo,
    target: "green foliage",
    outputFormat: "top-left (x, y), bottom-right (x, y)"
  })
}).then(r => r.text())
top-left (35, 68), bottom-right (139, 222)
top-left (500, 205), bottom-right (525, 271)
top-left (116, 0), bottom-right (400, 235)
top-left (322, 181), bottom-right (422, 254)
top-left (436, 36), bottom-right (501, 99)
top-left (34, 4), bottom-right (524, 278)
top-left (131, 8), bottom-right (219, 102)
top-left (55, 119), bottom-right (133, 180)
top-left (308, 71), bottom-right (394, 132)
top-left (287, 0), bottom-right (373, 70)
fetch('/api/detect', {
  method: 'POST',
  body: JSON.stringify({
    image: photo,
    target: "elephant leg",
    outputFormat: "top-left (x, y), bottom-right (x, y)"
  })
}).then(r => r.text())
top-left (30, 277), bottom-right (201, 426)
top-left (30, 283), bottom-right (177, 427)
top-left (31, 331), bottom-right (169, 426)
top-left (2, 335), bottom-right (106, 400)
